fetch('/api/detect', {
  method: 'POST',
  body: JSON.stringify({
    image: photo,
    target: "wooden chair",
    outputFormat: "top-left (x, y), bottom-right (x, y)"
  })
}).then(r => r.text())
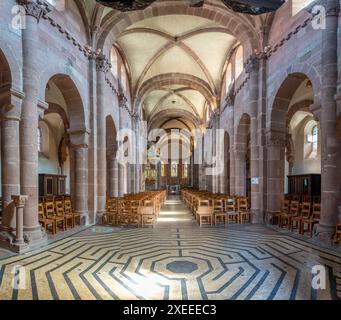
top-left (301, 203), bottom-right (320, 237)
top-left (138, 206), bottom-right (155, 228)
top-left (38, 203), bottom-right (56, 234)
top-left (64, 199), bottom-right (81, 226)
top-left (333, 224), bottom-right (341, 245)
top-left (129, 200), bottom-right (141, 226)
top-left (56, 200), bottom-right (74, 229)
top-left (238, 198), bottom-right (250, 224)
top-left (291, 202), bottom-right (310, 233)
top-left (197, 206), bottom-right (214, 226)
top-left (226, 198), bottom-right (238, 224)
top-left (273, 200), bottom-right (290, 225)
top-left (280, 201), bottom-right (299, 229)
top-left (45, 201), bottom-right (65, 232)
top-left (195, 199), bottom-right (210, 221)
top-left (213, 199), bottom-right (226, 225)
top-left (117, 199), bottom-right (130, 225)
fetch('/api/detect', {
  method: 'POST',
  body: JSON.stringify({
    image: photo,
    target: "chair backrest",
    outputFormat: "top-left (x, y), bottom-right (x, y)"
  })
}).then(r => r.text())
top-left (281, 199), bottom-right (290, 212)
top-left (38, 203), bottom-right (45, 219)
top-left (213, 199), bottom-right (223, 211)
top-left (45, 202), bottom-right (55, 217)
top-left (336, 224), bottom-right (341, 232)
top-left (237, 198), bottom-right (248, 212)
top-left (301, 202), bottom-right (311, 218)
top-left (290, 201), bottom-right (300, 215)
top-left (226, 199), bottom-right (235, 212)
top-left (312, 203), bottom-right (321, 214)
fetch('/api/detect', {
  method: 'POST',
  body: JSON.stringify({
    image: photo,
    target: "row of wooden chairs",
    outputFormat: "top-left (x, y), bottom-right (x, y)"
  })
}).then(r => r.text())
top-left (181, 189), bottom-right (251, 226)
top-left (284, 194), bottom-right (320, 204)
top-left (272, 199), bottom-right (321, 237)
top-left (102, 190), bottom-right (167, 228)
top-left (38, 198), bottom-right (81, 234)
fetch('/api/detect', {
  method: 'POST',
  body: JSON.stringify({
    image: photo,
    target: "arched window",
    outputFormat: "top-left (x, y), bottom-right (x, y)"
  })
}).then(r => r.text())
top-left (161, 161), bottom-right (166, 177)
top-left (235, 46), bottom-right (244, 78)
top-left (183, 164), bottom-right (188, 178)
top-left (110, 46), bottom-right (118, 77)
top-left (225, 63), bottom-right (232, 94)
top-left (311, 125), bottom-right (318, 153)
top-left (38, 121), bottom-right (50, 157)
top-left (304, 121), bottom-right (319, 159)
top-left (120, 64), bottom-right (127, 93)
top-left (171, 162), bottom-right (178, 177)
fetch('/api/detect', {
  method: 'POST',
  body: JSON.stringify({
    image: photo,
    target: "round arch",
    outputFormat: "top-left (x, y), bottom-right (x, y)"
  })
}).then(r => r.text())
top-left (44, 74), bottom-right (87, 134)
top-left (269, 72), bottom-right (316, 135)
top-left (97, 3), bottom-right (260, 57)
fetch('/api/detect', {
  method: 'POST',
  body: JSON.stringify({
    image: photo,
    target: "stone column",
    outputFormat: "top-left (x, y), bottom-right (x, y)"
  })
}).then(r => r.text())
top-left (229, 145), bottom-right (236, 195)
top-left (316, 0), bottom-right (340, 240)
top-left (234, 149), bottom-right (247, 196)
top-left (118, 106), bottom-right (125, 196)
top-left (19, 0), bottom-right (50, 244)
top-left (95, 54), bottom-right (111, 218)
top-left (70, 131), bottom-right (89, 224)
top-left (0, 90), bottom-right (23, 231)
top-left (266, 132), bottom-right (286, 218)
top-left (12, 195), bottom-right (28, 247)
top-left (246, 56), bottom-right (261, 223)
top-left (108, 140), bottom-right (119, 197)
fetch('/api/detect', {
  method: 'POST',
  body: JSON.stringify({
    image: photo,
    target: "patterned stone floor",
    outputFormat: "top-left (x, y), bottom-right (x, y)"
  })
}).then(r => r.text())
top-left (0, 196), bottom-right (340, 300)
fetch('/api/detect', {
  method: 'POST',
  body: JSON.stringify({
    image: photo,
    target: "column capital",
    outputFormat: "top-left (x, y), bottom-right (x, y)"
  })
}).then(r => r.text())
top-left (0, 87), bottom-right (25, 121)
top-left (266, 130), bottom-right (287, 147)
top-left (68, 129), bottom-right (90, 148)
top-left (11, 195), bottom-right (29, 208)
top-left (17, 0), bottom-right (52, 22)
top-left (95, 53), bottom-right (111, 73)
top-left (37, 99), bottom-right (49, 119)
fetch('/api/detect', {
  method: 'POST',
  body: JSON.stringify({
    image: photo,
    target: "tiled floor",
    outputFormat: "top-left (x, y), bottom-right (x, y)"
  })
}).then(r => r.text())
top-left (0, 196), bottom-right (340, 300)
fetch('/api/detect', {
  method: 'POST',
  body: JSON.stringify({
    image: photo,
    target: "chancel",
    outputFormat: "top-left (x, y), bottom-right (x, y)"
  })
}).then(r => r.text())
top-left (0, 0), bottom-right (340, 302)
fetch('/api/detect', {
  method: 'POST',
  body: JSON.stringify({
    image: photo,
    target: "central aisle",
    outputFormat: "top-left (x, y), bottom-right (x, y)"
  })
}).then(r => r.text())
top-left (156, 195), bottom-right (197, 228)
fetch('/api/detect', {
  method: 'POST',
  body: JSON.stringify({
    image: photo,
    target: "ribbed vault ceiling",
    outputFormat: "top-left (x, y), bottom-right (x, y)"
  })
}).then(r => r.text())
top-left (115, 14), bottom-right (237, 128)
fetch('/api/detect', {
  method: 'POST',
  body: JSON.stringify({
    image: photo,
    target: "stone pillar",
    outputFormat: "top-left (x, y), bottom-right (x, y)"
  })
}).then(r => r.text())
top-left (266, 132), bottom-right (286, 218)
top-left (19, 0), bottom-right (50, 244)
top-left (0, 90), bottom-right (23, 231)
top-left (12, 195), bottom-right (28, 246)
top-left (70, 131), bottom-right (89, 224)
top-left (234, 149), bottom-right (247, 196)
top-left (95, 54), bottom-right (111, 218)
top-left (108, 154), bottom-right (119, 197)
top-left (316, 0), bottom-right (340, 240)
top-left (246, 56), bottom-right (261, 223)
top-left (229, 145), bottom-right (236, 195)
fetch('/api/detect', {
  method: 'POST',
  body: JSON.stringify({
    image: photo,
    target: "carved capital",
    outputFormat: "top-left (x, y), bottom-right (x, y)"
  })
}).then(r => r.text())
top-left (17, 0), bottom-right (51, 22)
top-left (266, 130), bottom-right (287, 147)
top-left (95, 53), bottom-right (111, 73)
top-left (11, 195), bottom-right (29, 208)
top-left (68, 129), bottom-right (90, 148)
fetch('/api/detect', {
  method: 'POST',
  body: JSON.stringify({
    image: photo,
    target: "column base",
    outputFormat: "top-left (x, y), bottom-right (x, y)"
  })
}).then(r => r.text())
top-left (78, 211), bottom-right (90, 226)
top-left (0, 226), bottom-right (48, 254)
top-left (251, 209), bottom-right (264, 224)
top-left (95, 210), bottom-right (105, 225)
top-left (313, 223), bottom-right (336, 243)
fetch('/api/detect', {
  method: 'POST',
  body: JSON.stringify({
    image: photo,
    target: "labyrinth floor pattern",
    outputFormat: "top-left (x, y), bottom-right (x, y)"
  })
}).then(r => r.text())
top-left (0, 197), bottom-right (340, 300)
